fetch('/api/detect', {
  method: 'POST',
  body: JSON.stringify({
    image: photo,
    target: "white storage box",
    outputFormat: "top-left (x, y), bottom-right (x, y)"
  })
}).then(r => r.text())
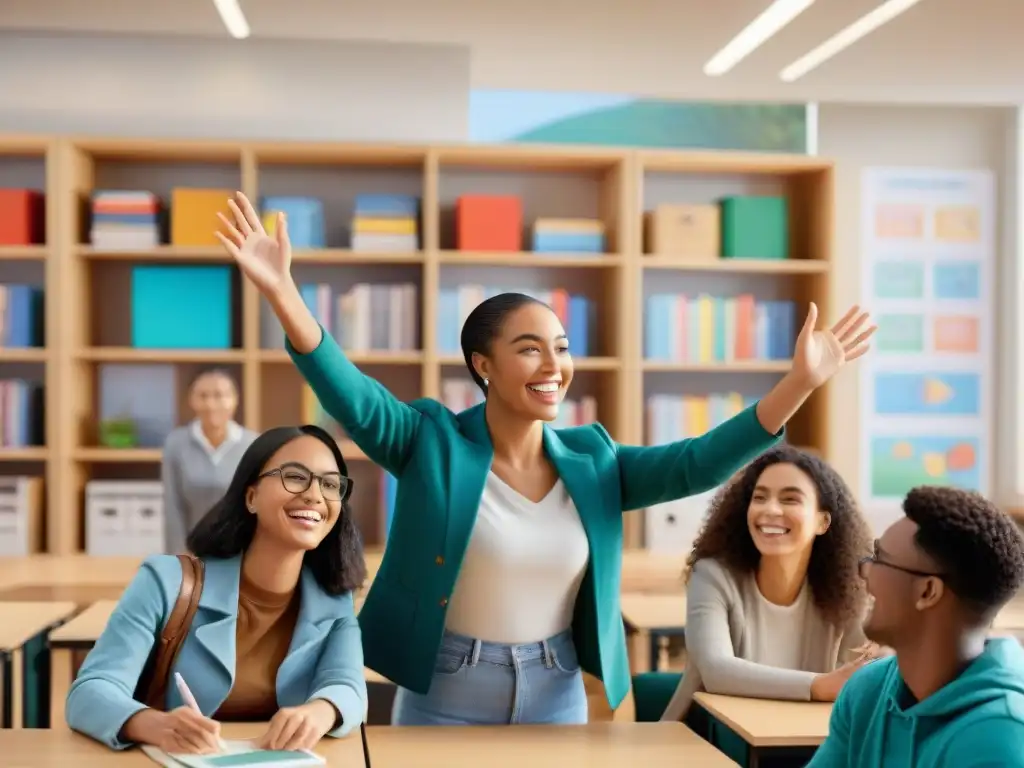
top-left (0, 476), bottom-right (44, 556)
top-left (86, 480), bottom-right (164, 556)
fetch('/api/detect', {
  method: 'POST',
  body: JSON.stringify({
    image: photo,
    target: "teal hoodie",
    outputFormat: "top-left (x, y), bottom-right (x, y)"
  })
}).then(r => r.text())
top-left (809, 638), bottom-right (1024, 768)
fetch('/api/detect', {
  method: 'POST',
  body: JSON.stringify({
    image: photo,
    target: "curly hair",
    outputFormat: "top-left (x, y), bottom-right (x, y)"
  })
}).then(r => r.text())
top-left (903, 485), bottom-right (1024, 617)
top-left (685, 445), bottom-right (871, 627)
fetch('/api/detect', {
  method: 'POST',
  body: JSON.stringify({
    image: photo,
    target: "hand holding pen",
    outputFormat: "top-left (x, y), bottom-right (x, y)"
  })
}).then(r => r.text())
top-left (159, 672), bottom-right (224, 754)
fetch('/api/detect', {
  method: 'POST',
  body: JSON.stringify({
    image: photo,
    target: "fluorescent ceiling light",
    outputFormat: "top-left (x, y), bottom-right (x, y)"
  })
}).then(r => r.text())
top-left (704, 0), bottom-right (817, 76)
top-left (780, 0), bottom-right (924, 82)
top-left (213, 0), bottom-right (251, 39)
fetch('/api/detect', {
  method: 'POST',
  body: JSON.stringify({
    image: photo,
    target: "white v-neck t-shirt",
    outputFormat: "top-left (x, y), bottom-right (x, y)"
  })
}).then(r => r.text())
top-left (444, 472), bottom-right (591, 644)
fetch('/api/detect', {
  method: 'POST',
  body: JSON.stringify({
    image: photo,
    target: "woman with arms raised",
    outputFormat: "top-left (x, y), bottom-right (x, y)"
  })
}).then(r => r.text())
top-left (216, 192), bottom-right (876, 726)
top-left (648, 446), bottom-right (876, 726)
top-left (66, 425), bottom-right (368, 754)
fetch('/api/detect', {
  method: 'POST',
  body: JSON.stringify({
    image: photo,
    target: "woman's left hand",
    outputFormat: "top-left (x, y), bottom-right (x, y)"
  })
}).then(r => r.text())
top-left (792, 303), bottom-right (876, 389)
top-left (257, 700), bottom-right (338, 751)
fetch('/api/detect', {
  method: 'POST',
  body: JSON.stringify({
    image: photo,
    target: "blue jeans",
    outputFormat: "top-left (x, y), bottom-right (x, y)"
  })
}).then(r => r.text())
top-left (391, 628), bottom-right (589, 725)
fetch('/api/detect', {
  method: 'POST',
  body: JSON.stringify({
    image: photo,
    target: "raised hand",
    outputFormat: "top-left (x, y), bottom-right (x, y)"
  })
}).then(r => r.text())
top-left (792, 303), bottom-right (877, 389)
top-left (215, 192), bottom-right (293, 297)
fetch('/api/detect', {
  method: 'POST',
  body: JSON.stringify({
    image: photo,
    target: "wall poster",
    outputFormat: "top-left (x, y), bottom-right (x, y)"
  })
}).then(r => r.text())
top-left (860, 168), bottom-right (995, 510)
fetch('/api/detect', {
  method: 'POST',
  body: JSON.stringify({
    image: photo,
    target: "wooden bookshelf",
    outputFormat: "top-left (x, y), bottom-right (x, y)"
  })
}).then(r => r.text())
top-left (0, 135), bottom-right (834, 553)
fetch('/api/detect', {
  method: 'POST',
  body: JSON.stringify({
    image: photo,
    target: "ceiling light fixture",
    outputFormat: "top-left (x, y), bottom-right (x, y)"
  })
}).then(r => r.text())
top-left (704, 0), bottom-right (817, 76)
top-left (780, 0), bottom-right (924, 82)
top-left (213, 0), bottom-right (251, 39)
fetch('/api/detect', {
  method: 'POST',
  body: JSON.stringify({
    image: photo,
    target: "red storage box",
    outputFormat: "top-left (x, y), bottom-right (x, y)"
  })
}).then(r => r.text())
top-left (0, 189), bottom-right (45, 245)
top-left (455, 195), bottom-right (522, 251)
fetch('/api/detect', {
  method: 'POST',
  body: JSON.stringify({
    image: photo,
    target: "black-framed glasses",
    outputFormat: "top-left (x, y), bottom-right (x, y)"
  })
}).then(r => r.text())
top-left (259, 462), bottom-right (353, 502)
top-left (858, 538), bottom-right (944, 579)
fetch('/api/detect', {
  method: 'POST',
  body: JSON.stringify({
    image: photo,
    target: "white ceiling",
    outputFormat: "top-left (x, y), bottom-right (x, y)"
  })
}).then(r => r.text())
top-left (2, 0), bottom-right (1022, 104)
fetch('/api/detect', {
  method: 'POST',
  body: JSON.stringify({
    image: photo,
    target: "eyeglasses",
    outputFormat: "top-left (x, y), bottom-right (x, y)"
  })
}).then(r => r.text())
top-left (858, 538), bottom-right (944, 579)
top-left (259, 462), bottom-right (353, 502)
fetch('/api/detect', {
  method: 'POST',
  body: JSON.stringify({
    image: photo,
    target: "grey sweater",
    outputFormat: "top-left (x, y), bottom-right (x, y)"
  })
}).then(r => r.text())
top-left (160, 422), bottom-right (258, 554)
top-left (662, 557), bottom-right (867, 721)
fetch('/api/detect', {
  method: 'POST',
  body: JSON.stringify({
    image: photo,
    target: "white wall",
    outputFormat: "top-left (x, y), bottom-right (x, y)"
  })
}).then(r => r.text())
top-left (818, 104), bottom-right (1015, 526)
top-left (0, 32), bottom-right (471, 142)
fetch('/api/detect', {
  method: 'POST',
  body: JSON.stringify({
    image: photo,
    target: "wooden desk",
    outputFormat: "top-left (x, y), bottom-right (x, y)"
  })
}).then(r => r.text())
top-left (47, 598), bottom-right (390, 729)
top-left (620, 593), bottom-right (686, 673)
top-left (0, 721), bottom-right (733, 767)
top-left (0, 602), bottom-right (77, 729)
top-left (694, 692), bottom-right (831, 768)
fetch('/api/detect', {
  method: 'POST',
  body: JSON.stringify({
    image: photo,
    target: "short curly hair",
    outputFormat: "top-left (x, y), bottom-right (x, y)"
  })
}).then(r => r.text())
top-left (685, 445), bottom-right (871, 627)
top-left (903, 485), bottom-right (1024, 616)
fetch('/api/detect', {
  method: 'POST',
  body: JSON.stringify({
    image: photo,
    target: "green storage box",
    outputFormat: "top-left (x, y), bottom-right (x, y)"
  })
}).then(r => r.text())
top-left (721, 195), bottom-right (789, 260)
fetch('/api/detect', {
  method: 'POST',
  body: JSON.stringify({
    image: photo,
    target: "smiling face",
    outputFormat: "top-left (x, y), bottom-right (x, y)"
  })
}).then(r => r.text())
top-left (747, 462), bottom-right (830, 559)
top-left (860, 517), bottom-right (946, 646)
top-left (245, 435), bottom-right (346, 552)
top-left (472, 303), bottom-right (574, 421)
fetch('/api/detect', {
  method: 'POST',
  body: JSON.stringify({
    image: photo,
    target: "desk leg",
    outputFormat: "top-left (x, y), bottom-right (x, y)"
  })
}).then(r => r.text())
top-left (50, 648), bottom-right (73, 730)
top-left (0, 651), bottom-right (10, 729)
top-left (649, 632), bottom-right (661, 672)
top-left (9, 649), bottom-right (22, 729)
top-left (628, 631), bottom-right (651, 674)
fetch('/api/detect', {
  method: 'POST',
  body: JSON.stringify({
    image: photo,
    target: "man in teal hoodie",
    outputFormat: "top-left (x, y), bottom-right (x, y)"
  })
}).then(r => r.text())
top-left (809, 485), bottom-right (1024, 768)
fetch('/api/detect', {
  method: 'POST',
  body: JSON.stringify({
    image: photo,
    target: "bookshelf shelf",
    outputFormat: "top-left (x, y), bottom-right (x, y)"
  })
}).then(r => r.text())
top-left (77, 246), bottom-right (229, 262)
top-left (292, 250), bottom-right (424, 265)
top-left (77, 348), bottom-right (247, 363)
top-left (0, 246), bottom-right (48, 261)
top-left (0, 348), bottom-right (48, 362)
top-left (75, 448), bottom-right (162, 463)
top-left (437, 251), bottom-right (622, 268)
top-left (641, 256), bottom-right (829, 274)
top-left (259, 350), bottom-right (424, 365)
top-left (0, 448), bottom-right (48, 462)
top-left (0, 133), bottom-right (833, 553)
top-left (642, 360), bottom-right (793, 373)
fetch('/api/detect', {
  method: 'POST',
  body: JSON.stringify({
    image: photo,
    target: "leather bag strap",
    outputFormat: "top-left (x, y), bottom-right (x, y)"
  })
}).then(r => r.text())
top-left (139, 554), bottom-right (205, 709)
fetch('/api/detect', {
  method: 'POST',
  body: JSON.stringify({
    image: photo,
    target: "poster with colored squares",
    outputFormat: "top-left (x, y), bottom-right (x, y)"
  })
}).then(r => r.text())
top-left (859, 168), bottom-right (994, 512)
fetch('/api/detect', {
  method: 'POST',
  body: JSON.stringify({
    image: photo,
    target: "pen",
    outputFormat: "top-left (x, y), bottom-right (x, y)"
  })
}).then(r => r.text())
top-left (175, 672), bottom-right (226, 752)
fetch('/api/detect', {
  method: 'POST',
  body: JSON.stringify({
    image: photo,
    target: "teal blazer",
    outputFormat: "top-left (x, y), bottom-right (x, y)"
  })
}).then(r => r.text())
top-left (66, 554), bottom-right (367, 749)
top-left (291, 330), bottom-right (782, 708)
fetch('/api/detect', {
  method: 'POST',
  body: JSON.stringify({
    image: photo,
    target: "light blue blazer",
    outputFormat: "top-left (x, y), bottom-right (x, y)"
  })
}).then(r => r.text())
top-left (66, 554), bottom-right (367, 750)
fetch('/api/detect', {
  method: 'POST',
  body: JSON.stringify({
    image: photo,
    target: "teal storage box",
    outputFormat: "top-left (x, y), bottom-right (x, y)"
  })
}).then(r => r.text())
top-left (721, 196), bottom-right (789, 260)
top-left (131, 265), bottom-right (232, 348)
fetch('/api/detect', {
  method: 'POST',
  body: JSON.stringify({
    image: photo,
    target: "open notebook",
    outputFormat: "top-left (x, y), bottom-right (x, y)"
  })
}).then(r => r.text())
top-left (142, 740), bottom-right (326, 768)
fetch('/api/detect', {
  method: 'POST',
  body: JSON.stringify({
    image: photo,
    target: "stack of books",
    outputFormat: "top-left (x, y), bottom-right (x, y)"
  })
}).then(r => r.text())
top-left (90, 190), bottom-right (161, 250)
top-left (532, 218), bottom-right (606, 254)
top-left (351, 194), bottom-right (419, 252)
top-left (262, 196), bottom-right (325, 249)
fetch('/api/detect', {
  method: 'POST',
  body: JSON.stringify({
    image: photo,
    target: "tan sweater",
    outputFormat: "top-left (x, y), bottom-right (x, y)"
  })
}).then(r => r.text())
top-left (214, 576), bottom-right (301, 721)
top-left (662, 557), bottom-right (866, 721)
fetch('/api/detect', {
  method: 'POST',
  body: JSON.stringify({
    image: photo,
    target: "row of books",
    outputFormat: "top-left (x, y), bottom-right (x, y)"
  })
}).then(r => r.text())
top-left (646, 392), bottom-right (760, 445)
top-left (0, 379), bottom-right (44, 447)
top-left (436, 285), bottom-right (594, 356)
top-left (0, 284), bottom-right (44, 347)
top-left (645, 294), bottom-right (797, 363)
top-left (262, 282), bottom-right (419, 352)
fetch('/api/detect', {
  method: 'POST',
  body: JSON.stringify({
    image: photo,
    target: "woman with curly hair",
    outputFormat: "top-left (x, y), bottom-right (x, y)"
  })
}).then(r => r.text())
top-left (651, 445), bottom-right (875, 723)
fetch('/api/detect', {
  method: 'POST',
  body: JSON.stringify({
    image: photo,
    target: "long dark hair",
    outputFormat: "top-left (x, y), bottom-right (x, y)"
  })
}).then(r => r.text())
top-left (686, 445), bottom-right (871, 627)
top-left (461, 292), bottom-right (546, 392)
top-left (186, 425), bottom-right (367, 595)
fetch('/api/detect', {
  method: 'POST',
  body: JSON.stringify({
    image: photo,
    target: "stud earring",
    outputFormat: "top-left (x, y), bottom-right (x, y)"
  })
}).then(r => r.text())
top-left (483, 377), bottom-right (489, 387)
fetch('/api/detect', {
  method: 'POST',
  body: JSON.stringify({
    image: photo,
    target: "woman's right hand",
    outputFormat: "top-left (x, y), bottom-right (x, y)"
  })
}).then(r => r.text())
top-left (810, 657), bottom-right (869, 702)
top-left (216, 191), bottom-right (293, 298)
top-left (123, 706), bottom-right (222, 754)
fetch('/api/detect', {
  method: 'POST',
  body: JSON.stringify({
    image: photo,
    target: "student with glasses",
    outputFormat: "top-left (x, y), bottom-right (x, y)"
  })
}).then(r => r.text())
top-left (66, 425), bottom-right (369, 756)
top-left (809, 486), bottom-right (1024, 768)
